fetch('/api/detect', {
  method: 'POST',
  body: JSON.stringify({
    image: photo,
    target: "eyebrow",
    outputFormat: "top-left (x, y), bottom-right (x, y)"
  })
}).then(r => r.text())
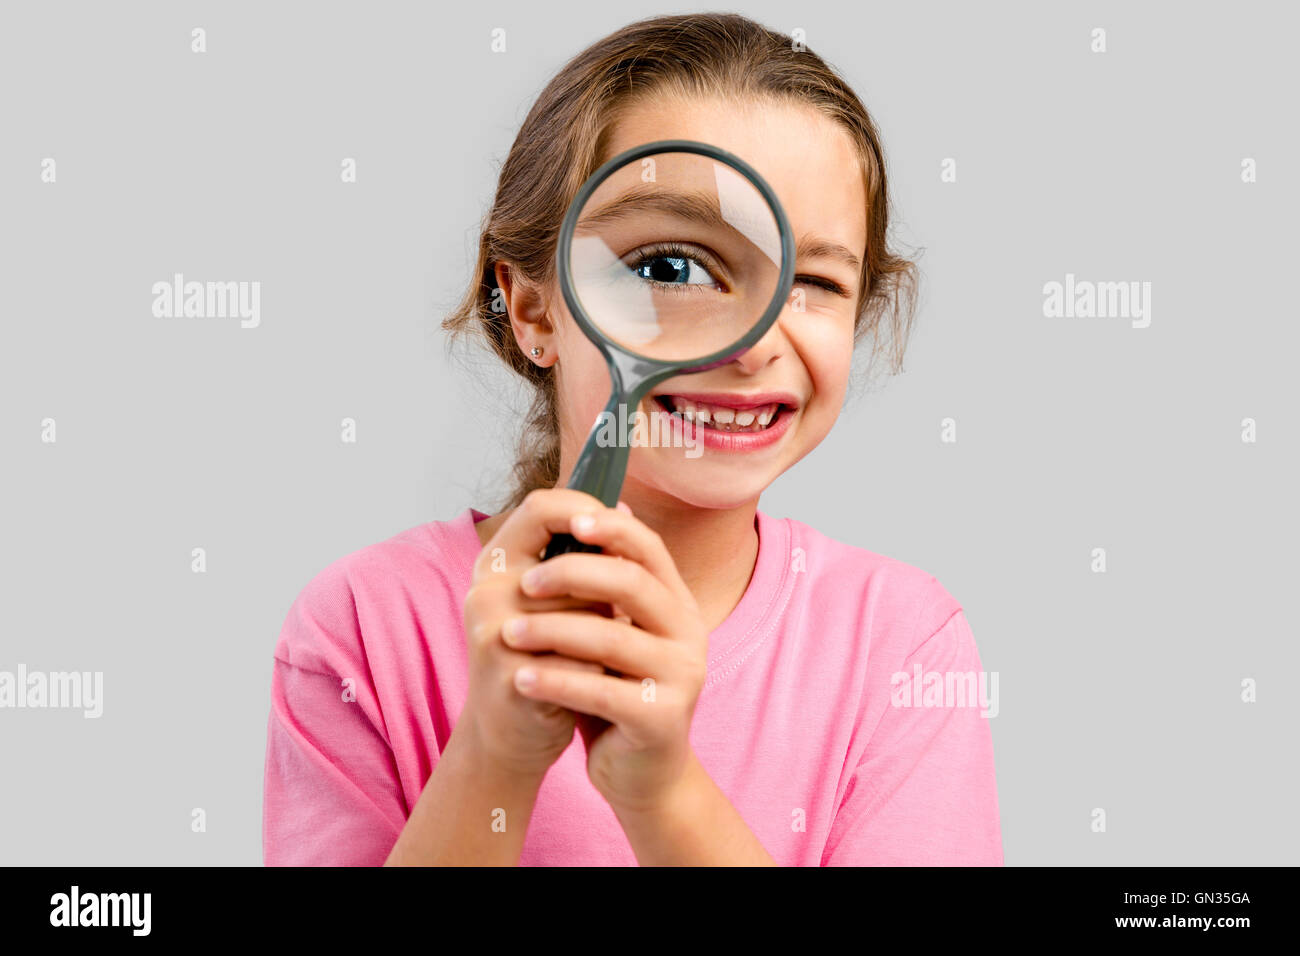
top-left (577, 185), bottom-right (730, 232)
top-left (796, 235), bottom-right (862, 272)
top-left (578, 184), bottom-right (863, 272)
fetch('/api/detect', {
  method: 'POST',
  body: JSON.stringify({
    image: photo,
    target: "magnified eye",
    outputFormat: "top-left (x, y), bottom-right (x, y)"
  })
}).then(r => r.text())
top-left (635, 255), bottom-right (710, 285)
top-left (625, 243), bottom-right (724, 291)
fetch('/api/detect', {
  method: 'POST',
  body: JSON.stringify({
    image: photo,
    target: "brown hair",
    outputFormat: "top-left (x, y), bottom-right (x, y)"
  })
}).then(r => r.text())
top-left (443, 12), bottom-right (918, 509)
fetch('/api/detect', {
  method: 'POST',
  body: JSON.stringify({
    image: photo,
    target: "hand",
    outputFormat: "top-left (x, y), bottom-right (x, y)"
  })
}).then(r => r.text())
top-left (459, 489), bottom-right (614, 779)
top-left (502, 499), bottom-right (710, 814)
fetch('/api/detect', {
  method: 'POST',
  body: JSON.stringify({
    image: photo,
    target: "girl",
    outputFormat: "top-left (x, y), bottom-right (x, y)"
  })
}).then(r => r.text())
top-left (263, 12), bottom-right (1002, 866)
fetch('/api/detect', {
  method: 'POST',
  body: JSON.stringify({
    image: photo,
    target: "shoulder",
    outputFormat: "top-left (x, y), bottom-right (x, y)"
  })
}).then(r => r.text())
top-left (775, 512), bottom-right (966, 654)
top-left (272, 511), bottom-right (478, 676)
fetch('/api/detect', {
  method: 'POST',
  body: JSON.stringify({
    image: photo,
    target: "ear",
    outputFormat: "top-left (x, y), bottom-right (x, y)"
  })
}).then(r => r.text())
top-left (493, 261), bottom-right (555, 366)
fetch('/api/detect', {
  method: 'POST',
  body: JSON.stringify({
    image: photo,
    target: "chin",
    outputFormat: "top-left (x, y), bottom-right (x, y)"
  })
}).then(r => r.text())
top-left (653, 487), bottom-right (764, 511)
top-left (630, 459), bottom-right (773, 510)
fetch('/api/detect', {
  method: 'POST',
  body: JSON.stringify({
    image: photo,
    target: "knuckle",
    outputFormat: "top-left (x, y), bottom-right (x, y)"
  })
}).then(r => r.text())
top-left (677, 649), bottom-right (708, 688)
top-left (615, 558), bottom-right (639, 589)
top-left (463, 583), bottom-right (486, 612)
top-left (689, 661), bottom-right (708, 689)
top-left (464, 591), bottom-right (490, 620)
top-left (469, 618), bottom-right (500, 647)
top-left (465, 590), bottom-right (488, 629)
top-left (625, 565), bottom-right (652, 600)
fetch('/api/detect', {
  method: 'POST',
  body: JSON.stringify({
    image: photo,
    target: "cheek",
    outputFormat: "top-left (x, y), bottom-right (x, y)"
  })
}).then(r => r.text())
top-left (793, 309), bottom-right (857, 411)
top-left (819, 340), bottom-right (854, 408)
top-left (553, 309), bottom-right (612, 428)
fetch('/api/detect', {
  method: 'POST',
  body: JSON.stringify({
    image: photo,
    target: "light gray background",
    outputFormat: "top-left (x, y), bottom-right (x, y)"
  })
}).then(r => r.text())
top-left (2, 0), bottom-right (1296, 865)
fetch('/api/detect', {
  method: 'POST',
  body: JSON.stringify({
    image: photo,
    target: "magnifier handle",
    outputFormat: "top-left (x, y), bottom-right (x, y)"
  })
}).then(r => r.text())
top-left (541, 390), bottom-right (633, 561)
top-left (542, 532), bottom-right (602, 560)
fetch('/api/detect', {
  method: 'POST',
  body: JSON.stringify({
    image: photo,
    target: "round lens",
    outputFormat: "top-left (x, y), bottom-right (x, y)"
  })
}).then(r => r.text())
top-left (564, 149), bottom-right (784, 363)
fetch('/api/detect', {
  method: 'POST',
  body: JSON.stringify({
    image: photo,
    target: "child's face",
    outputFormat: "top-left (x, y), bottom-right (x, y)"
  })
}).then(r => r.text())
top-left (547, 93), bottom-right (868, 510)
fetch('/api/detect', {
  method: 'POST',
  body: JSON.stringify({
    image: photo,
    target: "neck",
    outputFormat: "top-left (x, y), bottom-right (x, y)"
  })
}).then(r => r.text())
top-left (615, 477), bottom-right (760, 634)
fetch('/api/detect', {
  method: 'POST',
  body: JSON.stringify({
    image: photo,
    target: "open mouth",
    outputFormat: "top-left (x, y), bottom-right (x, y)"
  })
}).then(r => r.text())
top-left (652, 395), bottom-right (793, 433)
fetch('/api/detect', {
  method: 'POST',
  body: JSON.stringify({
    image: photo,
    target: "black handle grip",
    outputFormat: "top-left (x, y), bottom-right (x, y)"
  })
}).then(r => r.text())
top-left (543, 531), bottom-right (603, 561)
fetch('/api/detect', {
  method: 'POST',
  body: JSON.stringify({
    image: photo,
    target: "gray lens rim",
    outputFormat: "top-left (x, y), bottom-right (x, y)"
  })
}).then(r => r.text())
top-left (556, 139), bottom-right (797, 374)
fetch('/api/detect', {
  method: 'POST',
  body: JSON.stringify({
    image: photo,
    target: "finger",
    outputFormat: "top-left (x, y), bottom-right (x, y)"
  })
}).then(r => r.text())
top-left (520, 552), bottom-right (681, 637)
top-left (509, 653), bottom-right (602, 723)
top-left (468, 577), bottom-right (615, 623)
top-left (515, 593), bottom-right (617, 618)
top-left (565, 507), bottom-right (687, 602)
top-left (476, 488), bottom-right (609, 576)
top-left (513, 661), bottom-right (644, 729)
top-left (528, 651), bottom-right (606, 675)
top-left (502, 611), bottom-right (665, 677)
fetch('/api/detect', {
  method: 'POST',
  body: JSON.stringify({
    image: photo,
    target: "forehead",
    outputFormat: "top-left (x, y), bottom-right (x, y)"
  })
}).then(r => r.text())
top-left (602, 94), bottom-right (868, 262)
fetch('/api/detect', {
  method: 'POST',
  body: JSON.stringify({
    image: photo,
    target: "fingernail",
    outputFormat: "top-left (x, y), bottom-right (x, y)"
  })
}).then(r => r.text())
top-left (520, 567), bottom-right (544, 592)
top-left (503, 617), bottom-right (526, 644)
top-left (572, 513), bottom-right (596, 535)
top-left (514, 667), bottom-right (537, 691)
top-left (616, 500), bottom-right (632, 515)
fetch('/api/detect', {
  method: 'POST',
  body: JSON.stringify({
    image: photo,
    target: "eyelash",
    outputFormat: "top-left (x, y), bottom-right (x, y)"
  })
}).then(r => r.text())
top-left (796, 275), bottom-right (852, 298)
top-left (627, 243), bottom-right (726, 291)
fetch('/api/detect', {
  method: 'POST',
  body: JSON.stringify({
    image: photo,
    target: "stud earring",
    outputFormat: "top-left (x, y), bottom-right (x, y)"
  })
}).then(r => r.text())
top-left (530, 347), bottom-right (543, 358)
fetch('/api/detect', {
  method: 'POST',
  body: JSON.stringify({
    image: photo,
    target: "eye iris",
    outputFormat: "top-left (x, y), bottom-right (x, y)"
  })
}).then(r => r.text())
top-left (638, 256), bottom-right (689, 283)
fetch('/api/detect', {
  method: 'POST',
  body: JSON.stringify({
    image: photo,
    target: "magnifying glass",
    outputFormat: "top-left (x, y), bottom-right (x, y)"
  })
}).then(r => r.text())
top-left (543, 139), bottom-right (795, 560)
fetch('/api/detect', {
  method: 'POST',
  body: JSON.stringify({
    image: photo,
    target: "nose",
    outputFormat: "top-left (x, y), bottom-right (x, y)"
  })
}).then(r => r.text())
top-left (730, 306), bottom-right (790, 374)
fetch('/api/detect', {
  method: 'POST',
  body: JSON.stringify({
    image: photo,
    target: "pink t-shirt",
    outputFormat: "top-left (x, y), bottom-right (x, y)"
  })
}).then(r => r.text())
top-left (263, 507), bottom-right (1003, 866)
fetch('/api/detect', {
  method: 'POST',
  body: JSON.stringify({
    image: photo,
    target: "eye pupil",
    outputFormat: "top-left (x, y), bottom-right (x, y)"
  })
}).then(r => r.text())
top-left (644, 256), bottom-right (687, 283)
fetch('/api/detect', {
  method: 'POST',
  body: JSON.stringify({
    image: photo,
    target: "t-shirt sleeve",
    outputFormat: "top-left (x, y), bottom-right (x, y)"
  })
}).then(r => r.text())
top-left (821, 607), bottom-right (1003, 866)
top-left (262, 580), bottom-right (409, 866)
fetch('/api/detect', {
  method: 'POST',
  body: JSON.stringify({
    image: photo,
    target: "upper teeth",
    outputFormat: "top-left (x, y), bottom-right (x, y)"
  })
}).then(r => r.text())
top-left (665, 397), bottom-right (781, 428)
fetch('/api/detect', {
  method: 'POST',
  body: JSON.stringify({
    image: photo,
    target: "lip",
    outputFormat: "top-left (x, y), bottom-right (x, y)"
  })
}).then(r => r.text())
top-left (650, 390), bottom-right (801, 411)
top-left (645, 395), bottom-right (797, 453)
